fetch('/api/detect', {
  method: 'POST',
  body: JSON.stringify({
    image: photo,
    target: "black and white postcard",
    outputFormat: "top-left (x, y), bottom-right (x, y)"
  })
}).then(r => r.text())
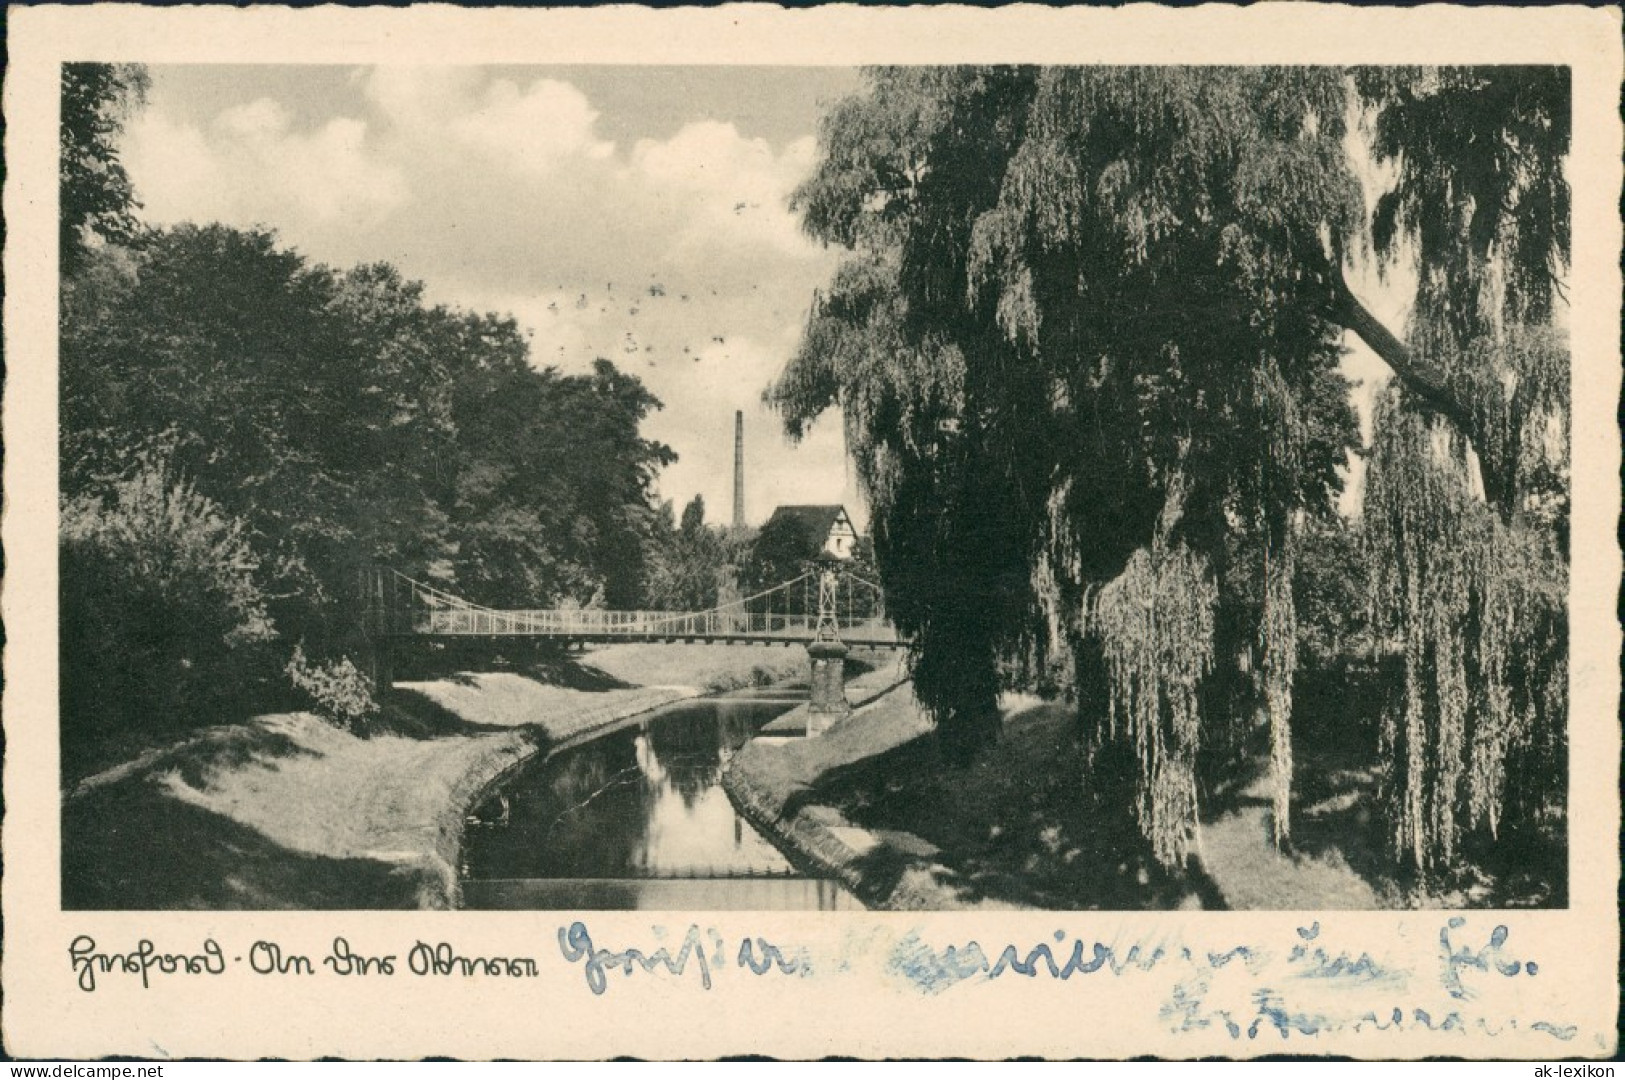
top-left (4, 3), bottom-right (1620, 1061)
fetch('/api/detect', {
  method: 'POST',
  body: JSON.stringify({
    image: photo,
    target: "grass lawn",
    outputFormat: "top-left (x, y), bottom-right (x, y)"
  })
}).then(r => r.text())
top-left (64, 712), bottom-right (528, 909)
top-left (806, 697), bottom-right (1211, 910)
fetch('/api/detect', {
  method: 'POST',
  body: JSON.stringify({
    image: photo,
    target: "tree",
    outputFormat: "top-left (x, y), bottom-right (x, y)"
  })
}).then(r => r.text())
top-left (61, 225), bottom-right (678, 729)
top-left (449, 356), bottom-right (673, 608)
top-left (772, 66), bottom-right (1568, 876)
top-left (777, 68), bottom-right (1359, 802)
top-left (644, 495), bottom-right (730, 611)
top-left (61, 63), bottom-right (149, 277)
top-left (60, 225), bottom-right (377, 635)
top-left (1349, 67), bottom-right (1570, 523)
top-left (1292, 516), bottom-right (1373, 671)
top-left (740, 512), bottom-right (822, 605)
top-left (680, 493), bottom-right (707, 535)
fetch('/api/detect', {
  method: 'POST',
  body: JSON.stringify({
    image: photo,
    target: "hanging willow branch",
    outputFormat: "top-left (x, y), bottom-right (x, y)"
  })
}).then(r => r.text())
top-left (1363, 352), bottom-right (1567, 879)
top-left (1092, 541), bottom-right (1218, 868)
top-left (1261, 534), bottom-right (1297, 848)
top-left (1252, 358), bottom-right (1304, 850)
top-left (1087, 459), bottom-right (1219, 868)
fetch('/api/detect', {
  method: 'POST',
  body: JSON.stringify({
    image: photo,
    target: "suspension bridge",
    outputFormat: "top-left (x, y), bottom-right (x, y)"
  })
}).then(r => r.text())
top-left (359, 566), bottom-right (904, 649)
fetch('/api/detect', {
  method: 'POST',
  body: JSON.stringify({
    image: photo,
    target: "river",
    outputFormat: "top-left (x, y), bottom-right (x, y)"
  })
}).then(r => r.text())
top-left (460, 689), bottom-right (862, 910)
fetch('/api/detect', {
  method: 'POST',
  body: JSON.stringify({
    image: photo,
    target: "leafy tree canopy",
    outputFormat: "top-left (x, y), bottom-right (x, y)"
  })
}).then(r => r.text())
top-left (644, 495), bottom-right (731, 612)
top-left (61, 63), bottom-right (150, 277)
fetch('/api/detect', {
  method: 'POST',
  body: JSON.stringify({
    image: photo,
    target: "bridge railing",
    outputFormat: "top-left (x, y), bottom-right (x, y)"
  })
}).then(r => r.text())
top-left (413, 606), bottom-right (897, 641)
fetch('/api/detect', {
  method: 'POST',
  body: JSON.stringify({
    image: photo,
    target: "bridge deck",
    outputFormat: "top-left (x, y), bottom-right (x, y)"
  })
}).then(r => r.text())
top-left (374, 609), bottom-right (903, 648)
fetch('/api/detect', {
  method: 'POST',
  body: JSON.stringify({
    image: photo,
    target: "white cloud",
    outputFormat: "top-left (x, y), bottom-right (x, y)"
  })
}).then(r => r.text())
top-left (454, 79), bottom-right (615, 172)
top-left (216, 97), bottom-right (289, 139)
top-left (123, 111), bottom-right (230, 224)
top-left (359, 66), bottom-right (485, 127)
top-left (126, 98), bottom-right (408, 234)
top-left (630, 123), bottom-right (818, 260)
top-left (362, 68), bottom-right (614, 175)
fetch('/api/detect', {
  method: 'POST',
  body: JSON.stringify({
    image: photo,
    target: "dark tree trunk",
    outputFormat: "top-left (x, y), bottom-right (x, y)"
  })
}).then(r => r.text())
top-left (1329, 266), bottom-right (1516, 524)
top-left (1330, 269), bottom-right (1474, 434)
top-left (936, 699), bottom-right (1002, 767)
top-left (1072, 634), bottom-right (1110, 746)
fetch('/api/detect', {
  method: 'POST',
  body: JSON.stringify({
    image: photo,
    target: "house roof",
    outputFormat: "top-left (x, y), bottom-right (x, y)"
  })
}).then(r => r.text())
top-left (762, 504), bottom-right (852, 549)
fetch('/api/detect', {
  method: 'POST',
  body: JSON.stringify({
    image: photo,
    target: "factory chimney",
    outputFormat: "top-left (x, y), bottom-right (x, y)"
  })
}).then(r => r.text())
top-left (732, 410), bottom-right (745, 529)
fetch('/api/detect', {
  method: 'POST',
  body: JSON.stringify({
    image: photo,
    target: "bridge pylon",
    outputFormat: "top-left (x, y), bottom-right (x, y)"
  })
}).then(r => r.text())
top-left (806, 563), bottom-right (851, 735)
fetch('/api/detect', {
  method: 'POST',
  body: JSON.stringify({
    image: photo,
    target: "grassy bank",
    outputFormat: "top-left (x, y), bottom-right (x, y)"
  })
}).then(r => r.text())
top-left (63, 642), bottom-right (809, 909)
top-left (728, 669), bottom-right (1556, 911)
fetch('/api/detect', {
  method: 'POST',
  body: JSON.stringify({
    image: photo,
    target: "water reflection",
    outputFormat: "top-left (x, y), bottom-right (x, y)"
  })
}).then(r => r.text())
top-left (462, 697), bottom-right (861, 910)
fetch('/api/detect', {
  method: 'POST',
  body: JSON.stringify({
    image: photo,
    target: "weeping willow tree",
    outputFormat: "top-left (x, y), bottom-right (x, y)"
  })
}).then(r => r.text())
top-left (1353, 67), bottom-right (1571, 881)
top-left (772, 65), bottom-right (1568, 875)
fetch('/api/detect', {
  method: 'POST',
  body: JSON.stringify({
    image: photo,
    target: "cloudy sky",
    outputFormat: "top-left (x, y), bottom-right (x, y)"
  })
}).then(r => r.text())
top-left (123, 65), bottom-right (865, 528)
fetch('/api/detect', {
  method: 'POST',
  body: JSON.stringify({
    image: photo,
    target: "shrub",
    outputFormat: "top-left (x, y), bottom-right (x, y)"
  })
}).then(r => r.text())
top-left (285, 645), bottom-right (378, 730)
top-left (60, 458), bottom-right (276, 758)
